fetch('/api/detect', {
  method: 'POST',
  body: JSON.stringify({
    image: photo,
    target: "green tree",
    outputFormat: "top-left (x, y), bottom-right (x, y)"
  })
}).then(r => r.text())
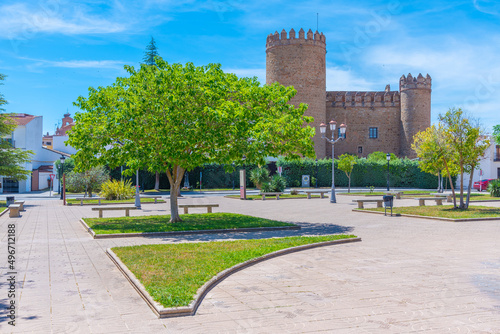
top-left (412, 125), bottom-right (459, 195)
top-left (439, 108), bottom-right (490, 209)
top-left (0, 74), bottom-right (33, 180)
top-left (68, 60), bottom-right (315, 222)
top-left (337, 154), bottom-right (357, 193)
top-left (366, 151), bottom-right (398, 162)
top-left (66, 165), bottom-right (109, 197)
top-left (249, 167), bottom-right (270, 190)
top-left (143, 37), bottom-right (159, 66)
top-left (142, 36), bottom-right (161, 190)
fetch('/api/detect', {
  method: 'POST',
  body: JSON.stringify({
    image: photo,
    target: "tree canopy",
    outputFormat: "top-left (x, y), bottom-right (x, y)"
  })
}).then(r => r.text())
top-left (0, 74), bottom-right (33, 180)
top-left (68, 59), bottom-right (315, 221)
top-left (143, 37), bottom-right (159, 66)
top-left (337, 153), bottom-right (357, 193)
top-left (493, 124), bottom-right (500, 144)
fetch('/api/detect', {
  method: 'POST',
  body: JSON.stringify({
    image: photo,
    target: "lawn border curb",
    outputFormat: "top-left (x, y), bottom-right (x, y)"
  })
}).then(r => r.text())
top-left (106, 236), bottom-right (362, 318)
top-left (0, 207), bottom-right (8, 217)
top-left (353, 208), bottom-right (500, 222)
top-left (80, 218), bottom-right (300, 239)
top-left (224, 195), bottom-right (322, 200)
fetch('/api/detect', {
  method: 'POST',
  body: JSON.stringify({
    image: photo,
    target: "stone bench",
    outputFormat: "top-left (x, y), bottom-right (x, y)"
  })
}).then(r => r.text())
top-left (430, 193), bottom-right (453, 203)
top-left (76, 197), bottom-right (105, 206)
top-left (386, 191), bottom-right (403, 199)
top-left (301, 190), bottom-right (329, 199)
top-left (92, 206), bottom-right (138, 218)
top-left (14, 200), bottom-right (25, 211)
top-left (260, 192), bottom-right (283, 200)
top-left (178, 204), bottom-right (219, 214)
top-left (352, 199), bottom-right (383, 209)
top-left (8, 204), bottom-right (21, 218)
top-left (415, 197), bottom-right (444, 206)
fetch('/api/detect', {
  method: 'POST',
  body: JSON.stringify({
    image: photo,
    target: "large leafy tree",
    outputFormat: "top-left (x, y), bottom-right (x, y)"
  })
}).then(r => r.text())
top-left (0, 74), bottom-right (33, 180)
top-left (412, 125), bottom-right (459, 196)
top-left (66, 165), bottom-right (109, 197)
top-left (68, 59), bottom-right (315, 222)
top-left (493, 124), bottom-right (500, 144)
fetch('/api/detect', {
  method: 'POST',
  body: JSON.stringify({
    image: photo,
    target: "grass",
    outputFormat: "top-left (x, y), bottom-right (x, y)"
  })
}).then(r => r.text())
top-left (226, 194), bottom-right (320, 200)
top-left (364, 205), bottom-right (500, 219)
top-left (340, 190), bottom-right (431, 196)
top-left (67, 198), bottom-right (163, 205)
top-left (0, 208), bottom-right (6, 214)
top-left (84, 212), bottom-right (296, 234)
top-left (112, 234), bottom-right (357, 308)
top-left (0, 201), bottom-right (6, 214)
top-left (144, 188), bottom-right (257, 193)
top-left (400, 193), bottom-right (500, 201)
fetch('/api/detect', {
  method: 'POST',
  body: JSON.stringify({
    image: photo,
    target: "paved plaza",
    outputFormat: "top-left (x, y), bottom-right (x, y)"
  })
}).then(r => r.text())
top-left (0, 194), bottom-right (499, 333)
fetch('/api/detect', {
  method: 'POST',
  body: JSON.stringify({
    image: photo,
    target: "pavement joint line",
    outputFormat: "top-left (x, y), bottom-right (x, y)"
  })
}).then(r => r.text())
top-left (79, 218), bottom-right (301, 239)
top-left (106, 237), bottom-right (362, 318)
top-left (352, 208), bottom-right (500, 222)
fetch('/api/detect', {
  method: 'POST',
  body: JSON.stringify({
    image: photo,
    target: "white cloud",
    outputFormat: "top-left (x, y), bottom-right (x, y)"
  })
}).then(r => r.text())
top-left (473, 0), bottom-right (500, 15)
top-left (0, 3), bottom-right (126, 39)
top-left (20, 57), bottom-right (125, 70)
top-left (326, 67), bottom-right (375, 91)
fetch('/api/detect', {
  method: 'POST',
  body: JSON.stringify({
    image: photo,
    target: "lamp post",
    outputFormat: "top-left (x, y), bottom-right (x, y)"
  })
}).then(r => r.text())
top-left (386, 153), bottom-right (391, 191)
top-left (59, 155), bottom-right (65, 200)
top-left (320, 120), bottom-right (347, 203)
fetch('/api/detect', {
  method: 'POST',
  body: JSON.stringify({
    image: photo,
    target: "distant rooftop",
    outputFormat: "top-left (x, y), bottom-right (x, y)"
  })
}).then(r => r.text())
top-left (9, 113), bottom-right (37, 126)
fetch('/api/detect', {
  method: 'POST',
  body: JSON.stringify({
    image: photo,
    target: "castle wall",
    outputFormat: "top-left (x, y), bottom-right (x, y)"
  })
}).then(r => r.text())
top-left (266, 28), bottom-right (327, 158)
top-left (325, 91), bottom-right (401, 158)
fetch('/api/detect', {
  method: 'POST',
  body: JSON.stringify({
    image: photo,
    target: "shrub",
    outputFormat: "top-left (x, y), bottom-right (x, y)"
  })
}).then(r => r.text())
top-left (100, 179), bottom-right (136, 200)
top-left (249, 167), bottom-right (270, 189)
top-left (488, 180), bottom-right (500, 197)
top-left (270, 175), bottom-right (287, 192)
top-left (66, 165), bottom-right (109, 197)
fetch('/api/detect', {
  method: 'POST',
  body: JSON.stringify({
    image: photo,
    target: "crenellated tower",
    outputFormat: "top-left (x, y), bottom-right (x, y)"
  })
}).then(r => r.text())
top-left (399, 73), bottom-right (432, 158)
top-left (266, 28), bottom-right (327, 158)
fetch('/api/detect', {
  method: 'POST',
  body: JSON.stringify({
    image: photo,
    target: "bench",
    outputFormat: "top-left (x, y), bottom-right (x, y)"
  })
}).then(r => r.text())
top-left (8, 204), bottom-right (21, 218)
top-left (92, 206), bottom-right (138, 218)
top-left (301, 190), bottom-right (329, 199)
top-left (76, 197), bottom-right (105, 206)
top-left (430, 193), bottom-right (453, 203)
top-left (14, 201), bottom-right (25, 211)
top-left (386, 191), bottom-right (403, 199)
top-left (260, 192), bottom-right (283, 200)
top-left (178, 204), bottom-right (219, 214)
top-left (352, 199), bottom-right (383, 209)
top-left (415, 197), bottom-right (444, 206)
top-left (139, 195), bottom-right (163, 204)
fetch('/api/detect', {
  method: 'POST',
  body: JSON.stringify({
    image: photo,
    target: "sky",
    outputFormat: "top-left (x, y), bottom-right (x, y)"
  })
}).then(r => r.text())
top-left (1, 0), bottom-right (500, 135)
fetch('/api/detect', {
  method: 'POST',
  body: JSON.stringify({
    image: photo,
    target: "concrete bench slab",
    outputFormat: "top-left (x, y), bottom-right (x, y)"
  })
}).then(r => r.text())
top-left (76, 197), bottom-right (105, 206)
top-left (415, 197), bottom-right (444, 206)
top-left (386, 191), bottom-right (403, 199)
top-left (352, 199), bottom-right (383, 209)
top-left (260, 192), bottom-right (283, 200)
top-left (91, 206), bottom-right (138, 218)
top-left (178, 204), bottom-right (219, 214)
top-left (301, 190), bottom-right (329, 199)
top-left (430, 193), bottom-right (453, 202)
top-left (8, 204), bottom-right (21, 218)
top-left (14, 200), bottom-right (25, 211)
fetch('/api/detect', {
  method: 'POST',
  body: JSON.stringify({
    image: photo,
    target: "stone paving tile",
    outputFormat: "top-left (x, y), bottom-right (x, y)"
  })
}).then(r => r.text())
top-left (0, 196), bottom-right (499, 333)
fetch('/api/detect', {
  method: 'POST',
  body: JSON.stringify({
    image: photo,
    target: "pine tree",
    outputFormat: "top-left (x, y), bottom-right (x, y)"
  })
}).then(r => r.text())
top-left (143, 37), bottom-right (159, 66)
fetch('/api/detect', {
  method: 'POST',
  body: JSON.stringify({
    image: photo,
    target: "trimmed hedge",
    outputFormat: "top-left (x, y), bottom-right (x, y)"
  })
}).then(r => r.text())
top-left (277, 157), bottom-right (455, 189)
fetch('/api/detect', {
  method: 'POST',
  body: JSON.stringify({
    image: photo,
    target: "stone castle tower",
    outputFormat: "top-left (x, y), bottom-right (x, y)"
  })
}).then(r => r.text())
top-left (266, 28), bottom-right (327, 158)
top-left (265, 28), bottom-right (431, 159)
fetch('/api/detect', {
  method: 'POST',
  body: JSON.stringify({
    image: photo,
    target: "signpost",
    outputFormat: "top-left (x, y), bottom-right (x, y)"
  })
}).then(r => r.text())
top-left (240, 169), bottom-right (246, 200)
top-left (49, 174), bottom-right (55, 197)
top-left (277, 166), bottom-right (282, 176)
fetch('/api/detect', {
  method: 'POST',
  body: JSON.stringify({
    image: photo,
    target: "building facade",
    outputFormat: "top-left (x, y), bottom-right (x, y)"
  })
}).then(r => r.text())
top-left (266, 28), bottom-right (431, 159)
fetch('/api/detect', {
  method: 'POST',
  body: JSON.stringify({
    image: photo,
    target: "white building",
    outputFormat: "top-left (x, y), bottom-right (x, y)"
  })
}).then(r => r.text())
top-left (1, 113), bottom-right (70, 193)
top-left (458, 139), bottom-right (500, 189)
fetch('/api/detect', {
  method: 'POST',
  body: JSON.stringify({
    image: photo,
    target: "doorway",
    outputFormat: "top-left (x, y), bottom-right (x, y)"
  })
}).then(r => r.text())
top-left (3, 178), bottom-right (19, 193)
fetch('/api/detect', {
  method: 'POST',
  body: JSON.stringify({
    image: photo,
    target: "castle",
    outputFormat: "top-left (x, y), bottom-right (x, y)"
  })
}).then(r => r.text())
top-left (266, 28), bottom-right (431, 159)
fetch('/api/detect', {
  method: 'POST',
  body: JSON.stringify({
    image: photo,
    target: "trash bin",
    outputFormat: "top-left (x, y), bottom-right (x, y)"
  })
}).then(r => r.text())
top-left (6, 196), bottom-right (15, 206)
top-left (383, 195), bottom-right (393, 216)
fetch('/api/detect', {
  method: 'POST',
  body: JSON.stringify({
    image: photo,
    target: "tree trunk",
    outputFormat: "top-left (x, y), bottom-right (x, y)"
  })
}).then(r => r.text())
top-left (155, 171), bottom-right (160, 191)
top-left (443, 159), bottom-right (457, 208)
top-left (166, 165), bottom-right (185, 223)
top-left (459, 166), bottom-right (465, 209)
top-left (348, 175), bottom-right (351, 193)
top-left (465, 166), bottom-right (475, 209)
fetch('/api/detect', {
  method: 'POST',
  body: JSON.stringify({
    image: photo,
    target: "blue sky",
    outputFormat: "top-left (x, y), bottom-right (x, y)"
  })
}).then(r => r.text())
top-left (1, 0), bottom-right (500, 134)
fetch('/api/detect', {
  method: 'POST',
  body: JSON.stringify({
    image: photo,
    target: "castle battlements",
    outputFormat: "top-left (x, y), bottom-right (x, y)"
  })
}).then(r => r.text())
top-left (326, 91), bottom-right (401, 108)
top-left (400, 73), bottom-right (432, 90)
top-left (266, 28), bottom-right (326, 49)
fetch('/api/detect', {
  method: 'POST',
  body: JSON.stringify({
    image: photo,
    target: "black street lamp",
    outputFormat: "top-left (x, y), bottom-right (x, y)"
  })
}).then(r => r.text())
top-left (386, 153), bottom-right (391, 191)
top-left (320, 120), bottom-right (347, 203)
top-left (59, 155), bottom-right (65, 200)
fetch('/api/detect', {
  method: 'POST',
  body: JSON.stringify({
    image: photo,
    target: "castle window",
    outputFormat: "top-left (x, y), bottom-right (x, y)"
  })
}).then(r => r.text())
top-left (369, 127), bottom-right (378, 139)
top-left (358, 146), bottom-right (363, 154)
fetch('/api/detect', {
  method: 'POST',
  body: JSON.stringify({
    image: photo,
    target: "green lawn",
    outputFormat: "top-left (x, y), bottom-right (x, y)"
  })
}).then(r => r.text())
top-left (112, 234), bottom-right (357, 308)
top-left (340, 190), bottom-right (431, 196)
top-left (84, 212), bottom-right (296, 234)
top-left (0, 207), bottom-right (6, 214)
top-left (67, 198), bottom-right (164, 205)
top-left (226, 194), bottom-right (320, 200)
top-left (144, 188), bottom-right (257, 193)
top-left (400, 193), bottom-right (499, 201)
top-left (0, 201), bottom-right (6, 214)
top-left (364, 205), bottom-right (500, 219)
